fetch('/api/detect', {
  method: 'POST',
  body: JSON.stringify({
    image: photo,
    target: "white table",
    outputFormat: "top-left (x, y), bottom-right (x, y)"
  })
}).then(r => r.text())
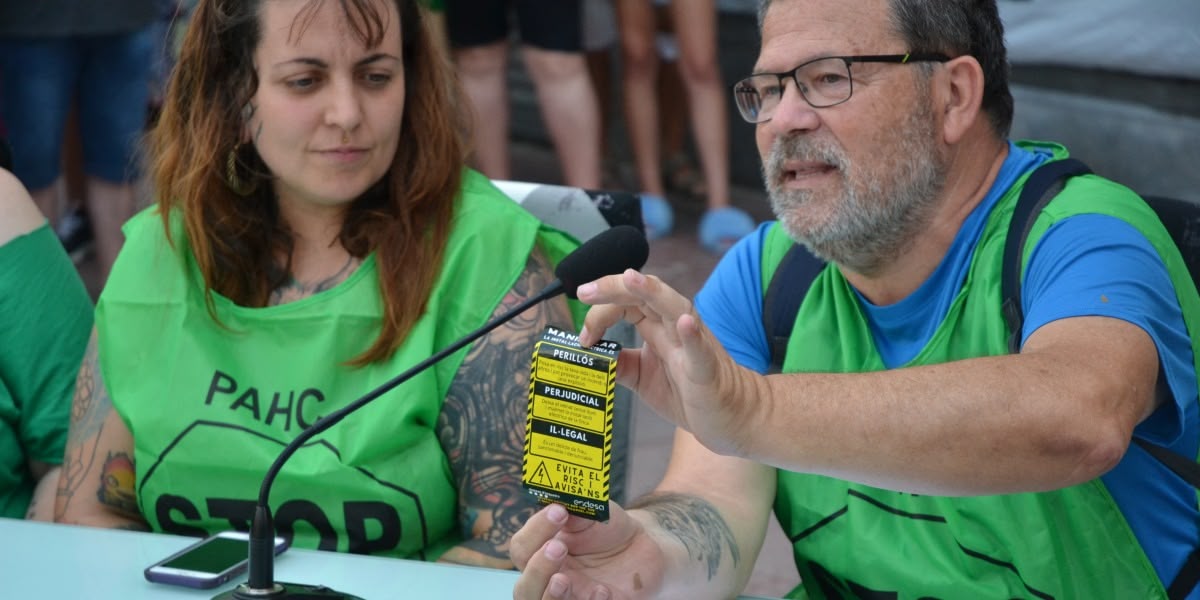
top-left (0, 518), bottom-right (782, 599)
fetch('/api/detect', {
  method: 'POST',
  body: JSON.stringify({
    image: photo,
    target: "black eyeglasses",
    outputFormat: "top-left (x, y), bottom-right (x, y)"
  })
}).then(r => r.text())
top-left (733, 53), bottom-right (950, 123)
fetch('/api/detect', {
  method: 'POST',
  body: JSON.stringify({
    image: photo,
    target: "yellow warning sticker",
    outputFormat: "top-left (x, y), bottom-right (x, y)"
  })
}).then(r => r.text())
top-left (532, 383), bottom-right (607, 432)
top-left (534, 357), bottom-right (610, 395)
top-left (522, 326), bottom-right (619, 521)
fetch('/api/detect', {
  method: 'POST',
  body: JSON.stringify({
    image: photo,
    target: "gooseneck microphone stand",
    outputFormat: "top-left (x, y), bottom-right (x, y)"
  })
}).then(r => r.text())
top-left (217, 282), bottom-right (568, 599)
top-left (217, 224), bottom-right (649, 599)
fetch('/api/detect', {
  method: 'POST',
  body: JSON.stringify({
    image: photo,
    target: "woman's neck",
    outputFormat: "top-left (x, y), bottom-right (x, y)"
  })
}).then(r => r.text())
top-left (269, 251), bottom-right (361, 306)
top-left (270, 196), bottom-right (360, 305)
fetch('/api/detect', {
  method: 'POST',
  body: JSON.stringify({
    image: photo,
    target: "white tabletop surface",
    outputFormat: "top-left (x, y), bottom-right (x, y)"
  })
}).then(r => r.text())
top-left (0, 518), bottom-right (781, 599)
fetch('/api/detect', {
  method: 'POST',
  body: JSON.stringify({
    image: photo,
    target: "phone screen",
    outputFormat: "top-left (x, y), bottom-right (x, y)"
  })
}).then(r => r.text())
top-left (161, 536), bottom-right (247, 574)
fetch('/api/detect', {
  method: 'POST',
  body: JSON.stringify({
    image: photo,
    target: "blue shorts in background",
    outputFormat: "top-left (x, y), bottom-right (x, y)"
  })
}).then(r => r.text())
top-left (0, 27), bottom-right (154, 190)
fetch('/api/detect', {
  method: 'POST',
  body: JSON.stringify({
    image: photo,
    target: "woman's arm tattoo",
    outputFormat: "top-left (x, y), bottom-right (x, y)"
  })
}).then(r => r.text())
top-left (56, 333), bottom-right (146, 527)
top-left (438, 249), bottom-right (571, 563)
top-left (57, 334), bottom-right (110, 517)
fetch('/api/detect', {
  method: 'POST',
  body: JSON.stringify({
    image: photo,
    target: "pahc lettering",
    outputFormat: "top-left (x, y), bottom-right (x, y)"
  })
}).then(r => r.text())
top-left (204, 370), bottom-right (326, 432)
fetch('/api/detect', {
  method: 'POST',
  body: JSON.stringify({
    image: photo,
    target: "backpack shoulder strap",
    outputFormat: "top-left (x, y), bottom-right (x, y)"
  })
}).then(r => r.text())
top-left (1000, 157), bottom-right (1093, 353)
top-left (1135, 438), bottom-right (1200, 599)
top-left (1142, 195), bottom-right (1200, 288)
top-left (762, 243), bottom-right (826, 374)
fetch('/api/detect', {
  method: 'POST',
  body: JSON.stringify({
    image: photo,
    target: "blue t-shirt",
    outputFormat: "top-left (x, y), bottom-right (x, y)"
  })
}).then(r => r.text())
top-left (696, 142), bottom-right (1199, 593)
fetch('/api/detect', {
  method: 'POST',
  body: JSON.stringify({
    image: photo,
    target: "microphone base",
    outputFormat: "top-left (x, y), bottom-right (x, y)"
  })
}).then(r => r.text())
top-left (213, 581), bottom-right (364, 600)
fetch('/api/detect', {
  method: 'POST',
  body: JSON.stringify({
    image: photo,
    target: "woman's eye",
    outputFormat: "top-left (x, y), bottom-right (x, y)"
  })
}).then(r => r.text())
top-left (362, 72), bottom-right (393, 86)
top-left (286, 76), bottom-right (319, 91)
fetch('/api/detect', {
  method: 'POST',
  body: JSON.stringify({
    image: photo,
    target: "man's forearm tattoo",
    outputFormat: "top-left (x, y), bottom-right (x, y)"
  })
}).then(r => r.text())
top-left (631, 492), bottom-right (742, 580)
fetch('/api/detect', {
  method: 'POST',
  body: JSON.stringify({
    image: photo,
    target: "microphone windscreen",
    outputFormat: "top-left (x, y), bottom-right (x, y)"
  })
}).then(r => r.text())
top-left (555, 225), bottom-right (649, 299)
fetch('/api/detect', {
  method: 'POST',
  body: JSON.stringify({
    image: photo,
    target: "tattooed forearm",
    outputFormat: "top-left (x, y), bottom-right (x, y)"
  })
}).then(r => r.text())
top-left (97, 452), bottom-right (141, 517)
top-left (55, 332), bottom-right (145, 529)
top-left (56, 333), bottom-right (111, 517)
top-left (630, 492), bottom-right (741, 580)
top-left (437, 249), bottom-right (572, 564)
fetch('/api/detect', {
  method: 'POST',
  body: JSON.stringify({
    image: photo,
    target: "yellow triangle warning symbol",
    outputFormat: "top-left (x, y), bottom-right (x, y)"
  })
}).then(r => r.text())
top-left (531, 461), bottom-right (553, 486)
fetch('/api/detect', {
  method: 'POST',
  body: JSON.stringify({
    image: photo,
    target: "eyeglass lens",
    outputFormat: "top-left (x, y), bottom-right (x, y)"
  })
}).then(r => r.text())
top-left (734, 57), bottom-right (852, 122)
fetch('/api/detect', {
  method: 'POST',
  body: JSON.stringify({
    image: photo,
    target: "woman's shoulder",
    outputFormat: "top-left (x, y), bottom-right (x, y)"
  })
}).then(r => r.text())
top-left (102, 205), bottom-right (194, 302)
top-left (454, 169), bottom-right (541, 227)
top-left (0, 169), bottom-right (46, 246)
top-left (120, 205), bottom-right (184, 250)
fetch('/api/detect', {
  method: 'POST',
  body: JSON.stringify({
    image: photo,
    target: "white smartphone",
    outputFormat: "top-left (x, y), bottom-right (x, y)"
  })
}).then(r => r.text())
top-left (144, 530), bottom-right (289, 589)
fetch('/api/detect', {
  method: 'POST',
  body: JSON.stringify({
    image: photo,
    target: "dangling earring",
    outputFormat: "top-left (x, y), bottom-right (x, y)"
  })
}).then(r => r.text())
top-left (225, 144), bottom-right (257, 196)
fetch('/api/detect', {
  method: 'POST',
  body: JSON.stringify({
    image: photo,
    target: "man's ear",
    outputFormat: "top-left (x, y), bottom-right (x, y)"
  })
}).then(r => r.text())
top-left (937, 55), bottom-right (985, 145)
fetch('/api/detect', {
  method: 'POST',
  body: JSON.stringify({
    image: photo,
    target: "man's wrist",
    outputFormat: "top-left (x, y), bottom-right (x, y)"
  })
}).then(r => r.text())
top-left (628, 493), bottom-right (742, 599)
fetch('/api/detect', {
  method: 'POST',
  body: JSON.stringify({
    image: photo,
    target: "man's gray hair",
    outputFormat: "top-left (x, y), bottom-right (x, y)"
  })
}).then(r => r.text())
top-left (757, 0), bottom-right (1013, 136)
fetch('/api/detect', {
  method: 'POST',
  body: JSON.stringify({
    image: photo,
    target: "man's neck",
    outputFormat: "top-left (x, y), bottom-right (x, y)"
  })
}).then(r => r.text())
top-left (843, 135), bottom-right (1010, 305)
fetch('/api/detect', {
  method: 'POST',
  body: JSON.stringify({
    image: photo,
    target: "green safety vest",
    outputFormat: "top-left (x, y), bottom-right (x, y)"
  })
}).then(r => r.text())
top-left (98, 170), bottom-right (583, 560)
top-left (761, 142), bottom-right (1200, 599)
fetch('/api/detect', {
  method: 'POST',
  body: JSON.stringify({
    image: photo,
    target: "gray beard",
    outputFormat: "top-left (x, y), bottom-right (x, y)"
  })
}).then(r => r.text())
top-left (761, 107), bottom-right (946, 275)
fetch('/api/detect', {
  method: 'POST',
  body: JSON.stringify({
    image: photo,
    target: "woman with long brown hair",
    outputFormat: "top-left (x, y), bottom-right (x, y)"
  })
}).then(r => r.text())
top-left (53, 0), bottom-right (582, 568)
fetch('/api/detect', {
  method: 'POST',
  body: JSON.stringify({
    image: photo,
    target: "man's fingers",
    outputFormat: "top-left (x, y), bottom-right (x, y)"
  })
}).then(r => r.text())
top-left (677, 313), bottom-right (721, 386)
top-left (620, 270), bottom-right (693, 323)
top-left (512, 538), bottom-right (570, 600)
top-left (578, 270), bottom-right (688, 317)
top-left (580, 303), bottom-right (639, 347)
top-left (511, 503), bottom-right (569, 570)
top-left (578, 270), bottom-right (695, 346)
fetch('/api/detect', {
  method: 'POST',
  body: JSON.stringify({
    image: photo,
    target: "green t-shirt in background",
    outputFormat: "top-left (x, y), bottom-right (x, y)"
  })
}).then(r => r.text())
top-left (0, 223), bottom-right (94, 518)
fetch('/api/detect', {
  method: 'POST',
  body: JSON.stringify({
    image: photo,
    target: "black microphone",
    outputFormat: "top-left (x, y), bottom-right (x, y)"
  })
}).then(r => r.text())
top-left (215, 224), bottom-right (648, 599)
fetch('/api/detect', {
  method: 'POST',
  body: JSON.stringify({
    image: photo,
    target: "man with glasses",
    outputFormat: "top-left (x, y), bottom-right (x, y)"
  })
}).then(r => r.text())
top-left (511, 0), bottom-right (1200, 598)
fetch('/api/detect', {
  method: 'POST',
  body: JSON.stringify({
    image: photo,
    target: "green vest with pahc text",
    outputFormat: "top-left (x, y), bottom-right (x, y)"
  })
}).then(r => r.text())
top-left (762, 143), bottom-right (1200, 599)
top-left (98, 170), bottom-right (583, 560)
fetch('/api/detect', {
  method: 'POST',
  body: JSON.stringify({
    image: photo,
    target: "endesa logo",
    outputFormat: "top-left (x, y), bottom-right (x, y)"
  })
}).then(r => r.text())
top-left (572, 499), bottom-right (606, 512)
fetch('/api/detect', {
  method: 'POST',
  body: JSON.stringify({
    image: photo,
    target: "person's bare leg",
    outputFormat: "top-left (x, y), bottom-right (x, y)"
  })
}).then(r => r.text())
top-left (85, 177), bottom-right (135, 282)
top-left (29, 183), bottom-right (59, 226)
top-left (585, 48), bottom-right (613, 159)
top-left (587, 46), bottom-right (625, 188)
top-left (454, 40), bottom-right (512, 180)
top-left (670, 0), bottom-right (730, 210)
top-left (522, 46), bottom-right (601, 189)
top-left (615, 0), bottom-right (663, 197)
top-left (658, 58), bottom-right (689, 163)
top-left (654, 5), bottom-right (688, 163)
